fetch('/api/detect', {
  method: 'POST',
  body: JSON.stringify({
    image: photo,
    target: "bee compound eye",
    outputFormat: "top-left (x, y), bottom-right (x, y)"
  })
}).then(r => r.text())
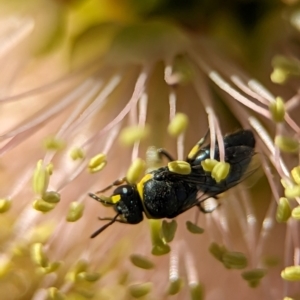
top-left (113, 185), bottom-right (133, 196)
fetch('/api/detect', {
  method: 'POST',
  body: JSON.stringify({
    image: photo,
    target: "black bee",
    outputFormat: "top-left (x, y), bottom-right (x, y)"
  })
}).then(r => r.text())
top-left (89, 130), bottom-right (256, 238)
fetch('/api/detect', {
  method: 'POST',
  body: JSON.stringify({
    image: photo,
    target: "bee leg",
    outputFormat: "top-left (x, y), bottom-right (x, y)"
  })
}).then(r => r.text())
top-left (95, 177), bottom-right (127, 193)
top-left (197, 128), bottom-right (210, 147)
top-left (157, 148), bottom-right (175, 162)
top-left (88, 193), bottom-right (114, 205)
top-left (193, 196), bottom-right (218, 224)
top-left (196, 199), bottom-right (220, 214)
top-left (91, 213), bottom-right (122, 238)
top-left (98, 216), bottom-right (129, 224)
top-left (187, 129), bottom-right (210, 161)
top-left (196, 203), bottom-right (214, 213)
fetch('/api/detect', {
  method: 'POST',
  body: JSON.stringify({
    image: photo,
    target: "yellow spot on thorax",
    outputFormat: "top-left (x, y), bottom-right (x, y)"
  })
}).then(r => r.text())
top-left (137, 174), bottom-right (153, 201)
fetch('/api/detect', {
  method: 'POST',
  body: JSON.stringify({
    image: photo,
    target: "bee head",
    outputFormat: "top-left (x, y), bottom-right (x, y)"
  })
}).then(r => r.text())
top-left (89, 184), bottom-right (144, 238)
top-left (112, 185), bottom-right (144, 224)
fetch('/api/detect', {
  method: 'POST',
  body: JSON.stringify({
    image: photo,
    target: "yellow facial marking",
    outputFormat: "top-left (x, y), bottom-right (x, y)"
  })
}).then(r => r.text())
top-left (111, 195), bottom-right (121, 203)
top-left (137, 174), bottom-right (153, 201)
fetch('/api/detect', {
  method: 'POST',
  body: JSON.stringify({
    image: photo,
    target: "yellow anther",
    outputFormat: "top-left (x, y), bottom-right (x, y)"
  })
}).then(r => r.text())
top-left (0, 258), bottom-right (11, 278)
top-left (209, 242), bottom-right (228, 262)
top-left (186, 221), bottom-right (204, 234)
top-left (46, 163), bottom-right (54, 175)
top-left (211, 162), bottom-right (230, 183)
top-left (241, 269), bottom-right (266, 288)
top-left (168, 160), bottom-right (191, 175)
top-left (167, 278), bottom-right (183, 295)
top-left (189, 283), bottom-right (204, 300)
top-left (201, 159), bottom-right (218, 172)
top-left (275, 135), bottom-right (299, 153)
top-left (77, 271), bottom-right (101, 282)
top-left (70, 147), bottom-right (85, 160)
top-left (0, 199), bottom-right (11, 213)
top-left (291, 206), bottom-right (300, 220)
top-left (66, 202), bottom-right (84, 222)
top-left (42, 191), bottom-right (61, 203)
top-left (291, 166), bottom-right (300, 185)
top-left (161, 220), bottom-right (177, 243)
top-left (222, 251), bottom-right (248, 269)
top-left (66, 260), bottom-right (88, 282)
top-left (129, 282), bottom-right (152, 298)
top-left (149, 219), bottom-right (170, 256)
top-left (241, 269), bottom-right (266, 281)
top-left (276, 197), bottom-right (291, 223)
top-left (43, 136), bottom-right (66, 151)
top-left (281, 179), bottom-right (288, 189)
top-left (270, 68), bottom-right (287, 84)
top-left (271, 55), bottom-right (300, 84)
top-left (130, 254), bottom-right (155, 270)
top-left (126, 158), bottom-right (146, 184)
top-left (47, 287), bottom-right (66, 300)
top-left (281, 266), bottom-right (300, 281)
top-left (269, 97), bottom-right (285, 123)
top-left (88, 153), bottom-right (107, 173)
top-left (119, 125), bottom-right (149, 146)
top-left (32, 160), bottom-right (50, 196)
top-left (42, 261), bottom-right (61, 274)
top-left (32, 199), bottom-right (56, 213)
top-left (167, 113), bottom-right (189, 137)
top-left (150, 219), bottom-right (164, 246)
top-left (31, 243), bottom-right (49, 268)
top-left (285, 185), bottom-right (300, 199)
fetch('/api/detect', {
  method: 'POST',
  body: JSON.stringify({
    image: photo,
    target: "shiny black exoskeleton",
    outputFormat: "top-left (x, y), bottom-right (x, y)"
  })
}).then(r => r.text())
top-left (89, 130), bottom-right (256, 238)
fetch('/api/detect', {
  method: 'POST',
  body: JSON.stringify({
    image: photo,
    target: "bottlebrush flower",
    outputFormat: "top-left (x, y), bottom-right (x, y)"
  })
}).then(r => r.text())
top-left (0, 1), bottom-right (299, 299)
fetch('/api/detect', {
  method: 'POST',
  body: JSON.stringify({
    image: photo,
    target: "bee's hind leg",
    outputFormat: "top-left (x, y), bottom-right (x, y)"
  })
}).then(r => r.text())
top-left (196, 197), bottom-right (220, 214)
top-left (157, 148), bottom-right (176, 162)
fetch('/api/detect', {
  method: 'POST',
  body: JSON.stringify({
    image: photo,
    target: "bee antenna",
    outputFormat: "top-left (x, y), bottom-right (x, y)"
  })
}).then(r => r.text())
top-left (90, 213), bottom-right (120, 238)
top-left (88, 193), bottom-right (114, 205)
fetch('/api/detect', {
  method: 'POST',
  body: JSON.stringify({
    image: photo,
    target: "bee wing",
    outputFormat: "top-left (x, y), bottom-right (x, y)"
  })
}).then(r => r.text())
top-left (167, 130), bottom-right (258, 215)
top-left (170, 151), bottom-right (258, 216)
top-left (169, 165), bottom-right (257, 216)
top-left (168, 188), bottom-right (214, 216)
top-left (189, 145), bottom-right (257, 190)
